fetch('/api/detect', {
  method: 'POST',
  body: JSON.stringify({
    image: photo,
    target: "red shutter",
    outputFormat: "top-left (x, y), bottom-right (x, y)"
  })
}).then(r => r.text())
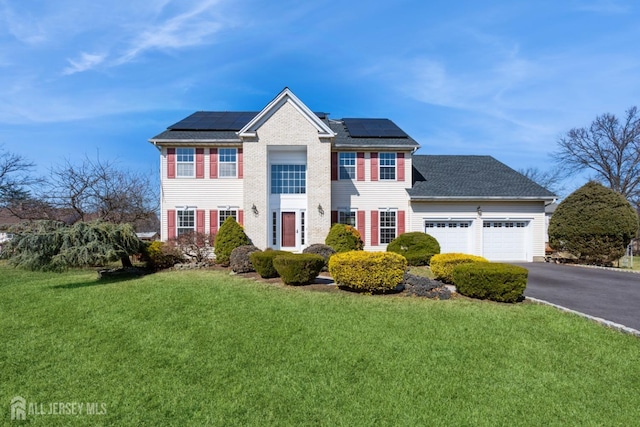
top-left (196, 210), bottom-right (205, 233)
top-left (357, 211), bottom-right (366, 245)
top-left (371, 152), bottom-right (378, 181)
top-left (238, 148), bottom-right (243, 179)
top-left (238, 210), bottom-right (244, 226)
top-left (371, 210), bottom-right (379, 246)
top-left (397, 153), bottom-right (405, 182)
top-left (210, 148), bottom-right (218, 179)
top-left (331, 210), bottom-right (338, 224)
top-left (331, 152), bottom-right (338, 181)
top-left (167, 209), bottom-right (176, 239)
top-left (397, 210), bottom-right (405, 235)
top-left (196, 148), bottom-right (204, 179)
top-left (167, 148), bottom-right (176, 179)
top-left (357, 152), bottom-right (365, 181)
top-left (210, 210), bottom-right (219, 235)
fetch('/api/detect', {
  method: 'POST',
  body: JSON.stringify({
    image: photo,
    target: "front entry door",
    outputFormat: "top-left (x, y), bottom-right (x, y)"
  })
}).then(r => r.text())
top-left (281, 212), bottom-right (296, 247)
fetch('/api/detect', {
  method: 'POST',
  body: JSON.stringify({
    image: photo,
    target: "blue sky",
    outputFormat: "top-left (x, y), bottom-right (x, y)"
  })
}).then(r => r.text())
top-left (1, 0), bottom-right (639, 195)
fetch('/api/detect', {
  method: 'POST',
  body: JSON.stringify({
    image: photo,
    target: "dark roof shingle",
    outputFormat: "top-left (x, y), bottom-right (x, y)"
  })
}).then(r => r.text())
top-left (409, 155), bottom-right (556, 200)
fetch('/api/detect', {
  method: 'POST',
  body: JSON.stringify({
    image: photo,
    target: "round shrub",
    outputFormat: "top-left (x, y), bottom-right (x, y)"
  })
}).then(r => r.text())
top-left (302, 243), bottom-right (336, 271)
top-left (141, 240), bottom-right (183, 270)
top-left (230, 245), bottom-right (261, 273)
top-left (453, 262), bottom-right (528, 303)
top-left (214, 217), bottom-right (251, 266)
top-left (249, 249), bottom-right (290, 278)
top-left (387, 232), bottom-right (441, 266)
top-left (328, 251), bottom-right (407, 293)
top-left (430, 253), bottom-right (489, 284)
top-left (549, 181), bottom-right (639, 265)
top-left (273, 253), bottom-right (325, 285)
top-left (325, 223), bottom-right (364, 253)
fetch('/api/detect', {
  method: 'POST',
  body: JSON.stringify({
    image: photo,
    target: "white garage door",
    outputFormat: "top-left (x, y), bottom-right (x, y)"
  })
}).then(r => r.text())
top-left (482, 221), bottom-right (528, 261)
top-left (425, 221), bottom-right (472, 254)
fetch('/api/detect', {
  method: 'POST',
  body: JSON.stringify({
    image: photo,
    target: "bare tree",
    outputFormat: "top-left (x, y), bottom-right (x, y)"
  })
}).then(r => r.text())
top-left (0, 146), bottom-right (41, 208)
top-left (555, 106), bottom-right (640, 205)
top-left (42, 156), bottom-right (158, 229)
top-left (518, 166), bottom-right (565, 196)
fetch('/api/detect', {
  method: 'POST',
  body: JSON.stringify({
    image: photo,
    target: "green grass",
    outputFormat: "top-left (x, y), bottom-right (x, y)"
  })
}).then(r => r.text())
top-left (2, 263), bottom-right (640, 426)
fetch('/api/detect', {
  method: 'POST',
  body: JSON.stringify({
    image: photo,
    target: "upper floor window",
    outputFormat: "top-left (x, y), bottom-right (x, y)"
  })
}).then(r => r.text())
top-left (176, 148), bottom-right (195, 177)
top-left (219, 209), bottom-right (237, 226)
top-left (379, 152), bottom-right (396, 180)
top-left (271, 165), bottom-right (306, 194)
top-left (177, 210), bottom-right (195, 235)
top-left (379, 210), bottom-right (396, 244)
top-left (339, 152), bottom-right (356, 179)
top-left (219, 148), bottom-right (237, 178)
top-left (338, 210), bottom-right (356, 227)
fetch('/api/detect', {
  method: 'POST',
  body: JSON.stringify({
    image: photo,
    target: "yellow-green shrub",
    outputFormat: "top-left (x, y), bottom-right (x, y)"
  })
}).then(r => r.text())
top-left (430, 253), bottom-right (489, 284)
top-left (453, 262), bottom-right (528, 303)
top-left (328, 251), bottom-right (407, 292)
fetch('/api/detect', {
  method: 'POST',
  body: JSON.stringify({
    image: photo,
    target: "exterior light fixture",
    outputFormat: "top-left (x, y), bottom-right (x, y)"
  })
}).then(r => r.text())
top-left (252, 204), bottom-right (259, 216)
top-left (318, 204), bottom-right (324, 215)
top-left (477, 206), bottom-right (482, 216)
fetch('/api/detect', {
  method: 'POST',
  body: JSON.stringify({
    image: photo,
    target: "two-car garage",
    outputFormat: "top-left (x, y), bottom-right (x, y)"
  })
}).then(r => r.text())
top-left (424, 219), bottom-right (530, 262)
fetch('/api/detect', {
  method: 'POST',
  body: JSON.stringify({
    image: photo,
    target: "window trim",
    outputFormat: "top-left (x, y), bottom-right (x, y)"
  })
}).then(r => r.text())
top-left (379, 209), bottom-right (397, 244)
top-left (379, 152), bottom-right (396, 181)
top-left (270, 164), bottom-right (307, 194)
top-left (338, 152), bottom-right (356, 180)
top-left (218, 148), bottom-right (238, 178)
top-left (338, 209), bottom-right (357, 227)
top-left (176, 148), bottom-right (195, 178)
top-left (218, 209), bottom-right (238, 227)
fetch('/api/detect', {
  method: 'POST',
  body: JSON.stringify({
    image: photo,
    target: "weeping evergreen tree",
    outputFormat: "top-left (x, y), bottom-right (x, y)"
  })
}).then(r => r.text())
top-left (1, 220), bottom-right (142, 271)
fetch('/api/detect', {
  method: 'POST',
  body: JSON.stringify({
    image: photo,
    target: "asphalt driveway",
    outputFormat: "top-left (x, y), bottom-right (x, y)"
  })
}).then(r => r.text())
top-left (513, 263), bottom-right (640, 331)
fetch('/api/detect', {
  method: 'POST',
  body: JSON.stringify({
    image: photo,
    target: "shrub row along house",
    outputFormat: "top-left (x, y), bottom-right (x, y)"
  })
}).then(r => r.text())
top-left (149, 88), bottom-right (555, 262)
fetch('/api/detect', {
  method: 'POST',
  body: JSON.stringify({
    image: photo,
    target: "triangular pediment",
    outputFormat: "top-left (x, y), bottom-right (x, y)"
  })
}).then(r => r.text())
top-left (238, 88), bottom-right (336, 138)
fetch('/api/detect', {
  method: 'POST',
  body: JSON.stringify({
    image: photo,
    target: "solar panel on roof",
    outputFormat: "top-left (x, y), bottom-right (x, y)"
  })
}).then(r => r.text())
top-left (168, 112), bottom-right (259, 131)
top-left (342, 118), bottom-right (408, 138)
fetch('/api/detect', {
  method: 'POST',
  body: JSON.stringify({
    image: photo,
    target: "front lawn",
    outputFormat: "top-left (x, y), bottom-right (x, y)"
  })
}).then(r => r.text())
top-left (2, 264), bottom-right (639, 426)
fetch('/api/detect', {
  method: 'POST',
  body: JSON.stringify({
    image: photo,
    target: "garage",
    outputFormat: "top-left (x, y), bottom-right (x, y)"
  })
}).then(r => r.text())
top-left (425, 221), bottom-right (472, 254)
top-left (482, 221), bottom-right (528, 261)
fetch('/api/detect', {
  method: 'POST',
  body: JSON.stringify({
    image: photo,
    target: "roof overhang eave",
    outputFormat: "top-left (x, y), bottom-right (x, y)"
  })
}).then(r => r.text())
top-left (409, 195), bottom-right (557, 202)
top-left (334, 143), bottom-right (420, 150)
top-left (148, 139), bottom-right (242, 144)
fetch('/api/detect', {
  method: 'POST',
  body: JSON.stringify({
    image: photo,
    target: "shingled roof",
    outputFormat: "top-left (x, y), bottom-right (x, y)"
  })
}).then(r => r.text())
top-left (409, 155), bottom-right (556, 200)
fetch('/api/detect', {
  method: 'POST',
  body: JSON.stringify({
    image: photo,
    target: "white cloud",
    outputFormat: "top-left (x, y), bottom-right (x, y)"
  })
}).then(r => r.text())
top-left (63, 52), bottom-right (107, 75)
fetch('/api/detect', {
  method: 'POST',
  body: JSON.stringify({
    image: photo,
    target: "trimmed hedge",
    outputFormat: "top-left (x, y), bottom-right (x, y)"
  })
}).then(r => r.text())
top-left (328, 251), bottom-right (407, 293)
top-left (387, 232), bottom-right (441, 266)
top-left (325, 224), bottom-right (364, 253)
top-left (453, 262), bottom-right (528, 303)
top-left (230, 245), bottom-right (261, 273)
top-left (302, 243), bottom-right (336, 271)
top-left (249, 249), bottom-right (290, 278)
top-left (214, 217), bottom-right (251, 266)
top-left (273, 253), bottom-right (325, 286)
top-left (430, 253), bottom-right (489, 284)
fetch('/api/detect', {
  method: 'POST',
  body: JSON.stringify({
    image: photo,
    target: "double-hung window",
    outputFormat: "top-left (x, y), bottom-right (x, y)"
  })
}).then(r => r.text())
top-left (339, 152), bottom-right (356, 179)
top-left (379, 210), bottom-right (396, 244)
top-left (177, 210), bottom-right (195, 235)
top-left (379, 152), bottom-right (396, 180)
top-left (338, 210), bottom-right (356, 227)
top-left (176, 148), bottom-right (195, 177)
top-left (218, 209), bottom-right (237, 227)
top-left (219, 148), bottom-right (237, 178)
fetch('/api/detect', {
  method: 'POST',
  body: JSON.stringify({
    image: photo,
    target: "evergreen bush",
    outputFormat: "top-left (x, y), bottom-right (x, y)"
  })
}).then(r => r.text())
top-left (250, 249), bottom-right (290, 278)
top-left (273, 253), bottom-right (325, 285)
top-left (453, 262), bottom-right (528, 303)
top-left (214, 217), bottom-right (251, 266)
top-left (325, 223), bottom-right (364, 252)
top-left (386, 232), bottom-right (441, 266)
top-left (302, 243), bottom-right (336, 271)
top-left (548, 181), bottom-right (639, 265)
top-left (328, 251), bottom-right (407, 292)
top-left (430, 253), bottom-right (489, 284)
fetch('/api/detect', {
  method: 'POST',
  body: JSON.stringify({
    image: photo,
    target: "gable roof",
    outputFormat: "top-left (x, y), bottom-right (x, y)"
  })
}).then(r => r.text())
top-left (409, 155), bottom-right (556, 200)
top-left (148, 88), bottom-right (418, 149)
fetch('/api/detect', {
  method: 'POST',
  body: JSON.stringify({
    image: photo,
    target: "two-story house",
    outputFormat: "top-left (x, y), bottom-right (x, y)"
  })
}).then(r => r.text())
top-left (149, 88), bottom-right (555, 262)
